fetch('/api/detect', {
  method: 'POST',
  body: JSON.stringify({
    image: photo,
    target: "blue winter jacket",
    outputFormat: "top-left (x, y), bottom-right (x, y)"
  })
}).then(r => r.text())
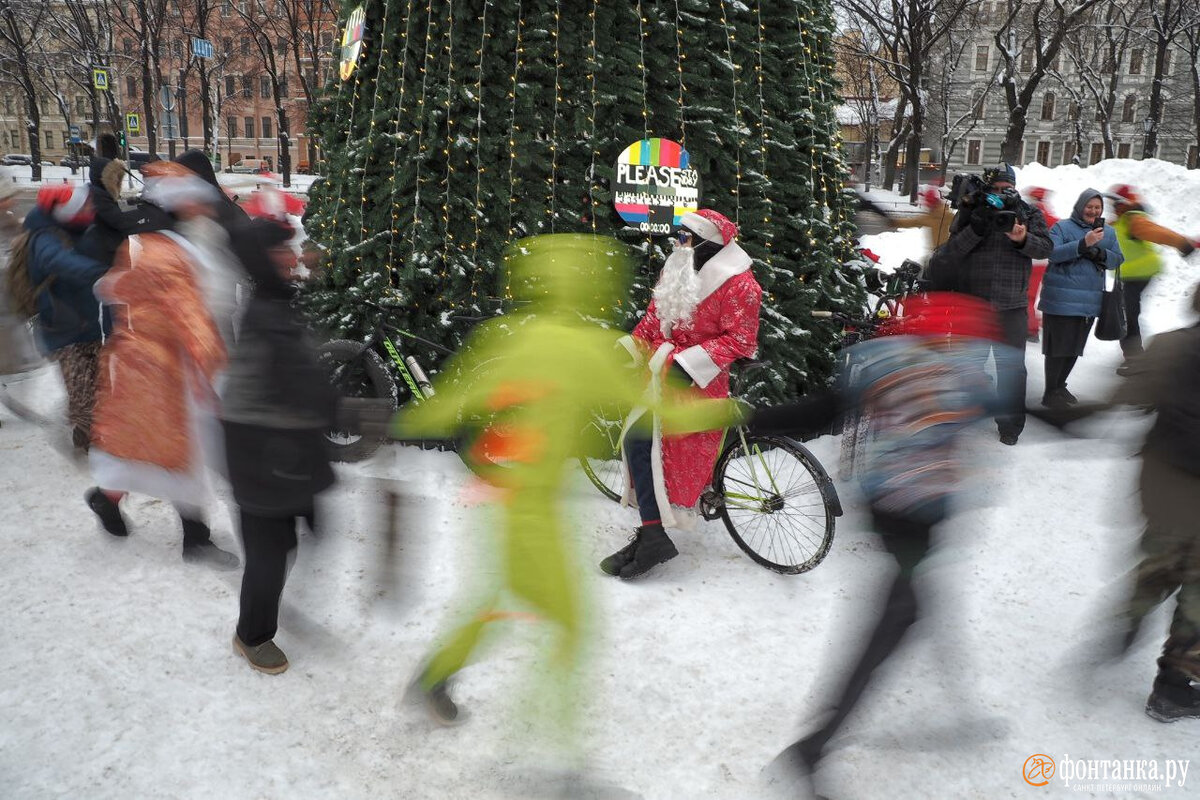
top-left (25, 208), bottom-right (111, 353)
top-left (1039, 188), bottom-right (1124, 318)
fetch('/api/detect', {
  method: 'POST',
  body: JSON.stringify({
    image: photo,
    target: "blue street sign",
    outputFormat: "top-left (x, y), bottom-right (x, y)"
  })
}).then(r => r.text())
top-left (191, 37), bottom-right (213, 59)
top-left (68, 124), bottom-right (81, 144)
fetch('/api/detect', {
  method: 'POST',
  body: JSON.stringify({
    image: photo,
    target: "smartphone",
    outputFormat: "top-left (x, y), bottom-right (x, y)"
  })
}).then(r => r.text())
top-left (1092, 218), bottom-right (1106, 230)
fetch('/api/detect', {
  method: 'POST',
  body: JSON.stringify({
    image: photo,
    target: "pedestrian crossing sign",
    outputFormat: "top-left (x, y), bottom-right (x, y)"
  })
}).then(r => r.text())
top-left (92, 68), bottom-right (109, 91)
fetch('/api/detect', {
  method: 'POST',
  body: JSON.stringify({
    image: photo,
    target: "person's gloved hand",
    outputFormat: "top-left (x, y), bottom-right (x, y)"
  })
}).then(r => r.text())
top-left (1084, 246), bottom-right (1107, 266)
top-left (969, 203), bottom-right (993, 235)
top-left (1180, 240), bottom-right (1198, 257)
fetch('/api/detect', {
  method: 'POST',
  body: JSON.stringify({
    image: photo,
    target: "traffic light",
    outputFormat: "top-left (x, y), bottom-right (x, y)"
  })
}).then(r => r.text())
top-left (117, 130), bottom-right (126, 149)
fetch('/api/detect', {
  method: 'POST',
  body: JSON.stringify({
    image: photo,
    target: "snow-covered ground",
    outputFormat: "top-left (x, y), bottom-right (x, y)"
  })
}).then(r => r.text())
top-left (4, 160), bottom-right (1200, 799)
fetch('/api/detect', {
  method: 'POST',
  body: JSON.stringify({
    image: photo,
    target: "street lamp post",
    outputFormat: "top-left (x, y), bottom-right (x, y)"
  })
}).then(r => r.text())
top-left (1142, 117), bottom-right (1154, 160)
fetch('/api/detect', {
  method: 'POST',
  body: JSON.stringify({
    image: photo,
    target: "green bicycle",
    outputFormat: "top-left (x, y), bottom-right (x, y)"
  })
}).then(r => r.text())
top-left (580, 361), bottom-right (842, 575)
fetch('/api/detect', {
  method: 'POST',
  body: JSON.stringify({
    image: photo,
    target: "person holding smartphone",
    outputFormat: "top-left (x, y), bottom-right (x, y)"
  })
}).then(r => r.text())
top-left (1038, 188), bottom-right (1124, 408)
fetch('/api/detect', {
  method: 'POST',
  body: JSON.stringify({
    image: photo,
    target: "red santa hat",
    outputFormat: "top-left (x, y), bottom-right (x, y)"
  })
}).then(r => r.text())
top-left (679, 209), bottom-right (738, 246)
top-left (36, 184), bottom-right (94, 228)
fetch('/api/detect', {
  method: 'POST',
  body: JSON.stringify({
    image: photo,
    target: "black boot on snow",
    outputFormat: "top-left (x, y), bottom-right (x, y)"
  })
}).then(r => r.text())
top-left (600, 526), bottom-right (650, 576)
top-left (618, 523), bottom-right (677, 579)
top-left (1145, 678), bottom-right (1200, 722)
top-left (405, 674), bottom-right (464, 726)
top-left (86, 488), bottom-right (129, 537)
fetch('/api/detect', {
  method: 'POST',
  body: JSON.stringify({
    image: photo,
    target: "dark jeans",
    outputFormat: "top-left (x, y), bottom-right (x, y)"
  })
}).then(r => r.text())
top-left (994, 307), bottom-right (1028, 438)
top-left (236, 509), bottom-right (307, 647)
top-left (783, 506), bottom-right (935, 764)
top-left (1121, 278), bottom-right (1152, 357)
top-left (624, 432), bottom-right (661, 524)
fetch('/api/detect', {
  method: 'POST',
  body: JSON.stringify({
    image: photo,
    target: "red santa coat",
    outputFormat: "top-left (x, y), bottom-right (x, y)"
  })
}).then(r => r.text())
top-left (619, 243), bottom-right (762, 524)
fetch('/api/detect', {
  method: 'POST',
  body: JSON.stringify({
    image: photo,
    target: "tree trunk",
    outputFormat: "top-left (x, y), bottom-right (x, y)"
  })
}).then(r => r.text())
top-left (1145, 34), bottom-right (1169, 159)
top-left (1000, 106), bottom-right (1028, 164)
top-left (25, 90), bottom-right (41, 183)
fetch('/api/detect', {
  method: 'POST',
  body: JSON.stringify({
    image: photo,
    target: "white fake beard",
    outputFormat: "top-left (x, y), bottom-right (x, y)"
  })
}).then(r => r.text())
top-left (653, 245), bottom-right (703, 337)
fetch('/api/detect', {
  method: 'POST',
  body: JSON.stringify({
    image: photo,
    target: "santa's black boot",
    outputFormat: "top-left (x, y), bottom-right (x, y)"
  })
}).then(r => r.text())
top-left (619, 523), bottom-right (677, 579)
top-left (600, 526), bottom-right (648, 576)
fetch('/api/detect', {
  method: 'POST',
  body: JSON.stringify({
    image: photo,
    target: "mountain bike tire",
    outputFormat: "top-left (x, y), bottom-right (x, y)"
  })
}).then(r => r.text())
top-left (317, 339), bottom-right (397, 462)
top-left (713, 433), bottom-right (840, 574)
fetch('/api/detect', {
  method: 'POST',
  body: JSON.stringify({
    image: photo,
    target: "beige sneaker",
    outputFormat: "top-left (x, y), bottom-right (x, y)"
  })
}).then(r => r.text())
top-left (233, 635), bottom-right (289, 675)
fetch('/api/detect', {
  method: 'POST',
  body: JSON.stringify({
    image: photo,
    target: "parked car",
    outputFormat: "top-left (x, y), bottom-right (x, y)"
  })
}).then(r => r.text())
top-left (1, 154), bottom-right (32, 166)
top-left (230, 157), bottom-right (271, 174)
top-left (60, 155), bottom-right (88, 168)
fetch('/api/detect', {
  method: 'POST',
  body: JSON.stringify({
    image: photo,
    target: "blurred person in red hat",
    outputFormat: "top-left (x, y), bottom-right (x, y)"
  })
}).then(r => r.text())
top-left (599, 208), bottom-right (762, 579)
top-left (1024, 187), bottom-right (1058, 341)
top-left (747, 292), bottom-right (1019, 793)
top-left (1105, 184), bottom-right (1199, 373)
top-left (13, 185), bottom-right (109, 449)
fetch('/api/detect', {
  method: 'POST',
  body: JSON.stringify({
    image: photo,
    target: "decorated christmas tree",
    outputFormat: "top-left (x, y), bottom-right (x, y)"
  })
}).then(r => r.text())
top-left (303, 0), bottom-right (864, 402)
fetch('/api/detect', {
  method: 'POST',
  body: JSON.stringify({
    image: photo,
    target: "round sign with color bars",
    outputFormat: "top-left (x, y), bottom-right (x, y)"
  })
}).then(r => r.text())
top-left (612, 138), bottom-right (701, 235)
top-left (340, 6), bottom-right (367, 81)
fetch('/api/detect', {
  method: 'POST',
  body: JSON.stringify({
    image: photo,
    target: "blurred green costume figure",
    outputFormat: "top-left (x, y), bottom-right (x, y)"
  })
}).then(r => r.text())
top-left (392, 234), bottom-right (740, 728)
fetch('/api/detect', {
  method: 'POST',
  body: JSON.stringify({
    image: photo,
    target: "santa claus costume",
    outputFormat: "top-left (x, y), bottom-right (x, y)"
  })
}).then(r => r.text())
top-left (601, 209), bottom-right (762, 579)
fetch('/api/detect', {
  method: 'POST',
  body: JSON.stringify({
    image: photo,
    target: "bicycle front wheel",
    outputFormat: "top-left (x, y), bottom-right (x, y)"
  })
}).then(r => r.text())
top-left (577, 407), bottom-right (627, 502)
top-left (714, 433), bottom-right (837, 574)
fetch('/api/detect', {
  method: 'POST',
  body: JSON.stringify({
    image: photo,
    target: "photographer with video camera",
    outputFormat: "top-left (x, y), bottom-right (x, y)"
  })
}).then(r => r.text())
top-left (929, 163), bottom-right (1052, 445)
top-left (1038, 188), bottom-right (1123, 408)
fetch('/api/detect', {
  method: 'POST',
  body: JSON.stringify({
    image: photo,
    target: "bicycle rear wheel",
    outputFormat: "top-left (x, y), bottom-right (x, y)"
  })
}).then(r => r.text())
top-left (317, 340), bottom-right (397, 462)
top-left (714, 432), bottom-right (838, 574)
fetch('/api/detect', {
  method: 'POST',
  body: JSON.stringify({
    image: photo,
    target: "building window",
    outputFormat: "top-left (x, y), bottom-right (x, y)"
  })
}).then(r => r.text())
top-left (241, 76), bottom-right (252, 98)
top-left (244, 116), bottom-right (255, 138)
top-left (1068, 101), bottom-right (1080, 122)
top-left (260, 75), bottom-right (271, 99)
top-left (1122, 95), bottom-right (1137, 124)
top-left (1130, 48), bottom-right (1143, 75)
top-left (227, 116), bottom-right (237, 137)
top-left (45, 130), bottom-right (54, 148)
top-left (320, 32), bottom-right (334, 52)
top-left (9, 130), bottom-right (18, 148)
top-left (222, 37), bottom-right (233, 55)
top-left (261, 116), bottom-right (272, 139)
top-left (225, 75), bottom-right (236, 97)
top-left (277, 36), bottom-right (288, 55)
top-left (126, 76), bottom-right (137, 97)
top-left (966, 139), bottom-right (982, 165)
top-left (1118, 142), bottom-right (1132, 158)
top-left (1164, 50), bottom-right (1173, 76)
top-left (123, 38), bottom-right (134, 56)
top-left (2, 96), bottom-right (11, 113)
top-left (1089, 142), bottom-right (1104, 164)
top-left (1020, 49), bottom-right (1033, 72)
top-left (972, 91), bottom-right (986, 120)
top-left (221, 0), bottom-right (231, 16)
top-left (1063, 142), bottom-right (1078, 165)
top-left (172, 39), bottom-right (183, 59)
top-left (975, 45), bottom-right (989, 71)
top-left (1035, 141), bottom-right (1051, 165)
top-left (1041, 92), bottom-right (1055, 121)
top-left (75, 96), bottom-right (86, 115)
top-left (241, 37), bottom-right (250, 57)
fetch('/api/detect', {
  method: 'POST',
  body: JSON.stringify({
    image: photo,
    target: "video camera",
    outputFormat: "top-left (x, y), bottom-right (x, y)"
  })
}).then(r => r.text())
top-left (947, 172), bottom-right (1027, 233)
